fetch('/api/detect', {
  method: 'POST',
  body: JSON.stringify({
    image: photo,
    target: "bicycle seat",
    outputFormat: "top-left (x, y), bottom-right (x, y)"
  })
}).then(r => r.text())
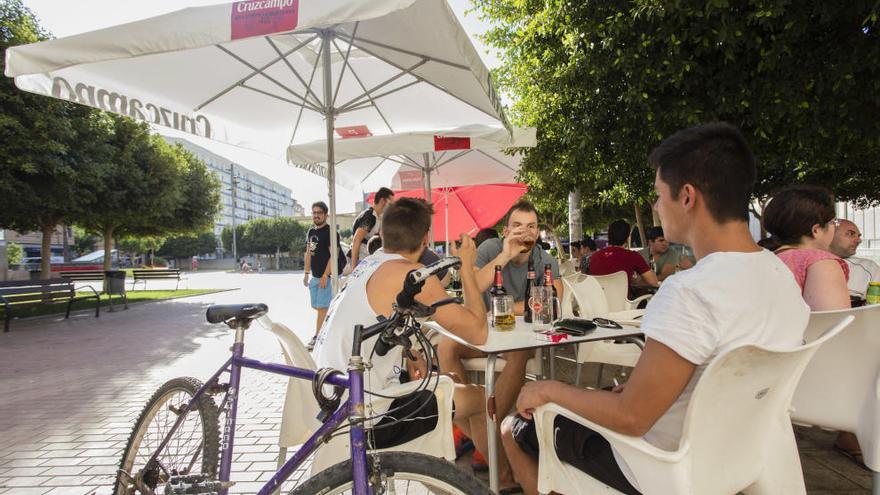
top-left (206, 303), bottom-right (268, 325)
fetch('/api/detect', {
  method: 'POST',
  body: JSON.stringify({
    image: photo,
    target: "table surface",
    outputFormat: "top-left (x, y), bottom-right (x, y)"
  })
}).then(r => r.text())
top-left (423, 316), bottom-right (643, 354)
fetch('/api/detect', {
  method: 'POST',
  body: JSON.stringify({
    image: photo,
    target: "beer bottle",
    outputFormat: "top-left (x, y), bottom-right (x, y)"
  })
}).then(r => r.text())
top-left (544, 263), bottom-right (558, 319)
top-left (524, 257), bottom-right (536, 323)
top-left (490, 265), bottom-right (507, 297)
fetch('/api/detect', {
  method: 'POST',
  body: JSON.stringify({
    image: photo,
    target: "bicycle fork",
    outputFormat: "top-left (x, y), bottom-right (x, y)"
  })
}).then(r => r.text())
top-left (218, 325), bottom-right (246, 495)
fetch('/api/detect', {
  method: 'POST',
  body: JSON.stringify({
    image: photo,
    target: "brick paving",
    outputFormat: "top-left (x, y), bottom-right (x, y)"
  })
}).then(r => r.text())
top-left (0, 271), bottom-right (873, 494)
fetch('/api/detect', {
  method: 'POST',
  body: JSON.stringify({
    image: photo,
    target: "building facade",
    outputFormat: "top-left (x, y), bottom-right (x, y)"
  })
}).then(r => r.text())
top-left (164, 137), bottom-right (301, 251)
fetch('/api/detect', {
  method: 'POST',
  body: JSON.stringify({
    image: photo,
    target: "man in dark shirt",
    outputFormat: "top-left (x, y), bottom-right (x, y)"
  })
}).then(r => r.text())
top-left (303, 201), bottom-right (345, 351)
top-left (589, 219), bottom-right (659, 295)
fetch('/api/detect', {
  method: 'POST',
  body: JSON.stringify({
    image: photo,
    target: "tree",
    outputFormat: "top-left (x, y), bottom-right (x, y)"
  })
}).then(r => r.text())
top-left (71, 226), bottom-right (99, 257)
top-left (0, 1), bottom-right (107, 277)
top-left (476, 0), bottom-right (880, 220)
top-left (6, 242), bottom-right (22, 267)
top-left (158, 232), bottom-right (217, 266)
top-left (221, 224), bottom-right (249, 257)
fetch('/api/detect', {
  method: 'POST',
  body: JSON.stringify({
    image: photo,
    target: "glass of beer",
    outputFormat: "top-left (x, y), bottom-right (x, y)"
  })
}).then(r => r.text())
top-left (492, 294), bottom-right (516, 330)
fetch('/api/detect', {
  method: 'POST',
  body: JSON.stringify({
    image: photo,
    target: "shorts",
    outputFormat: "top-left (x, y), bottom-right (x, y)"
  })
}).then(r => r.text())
top-left (510, 414), bottom-right (640, 495)
top-left (309, 276), bottom-right (332, 309)
top-left (369, 390), bottom-right (440, 449)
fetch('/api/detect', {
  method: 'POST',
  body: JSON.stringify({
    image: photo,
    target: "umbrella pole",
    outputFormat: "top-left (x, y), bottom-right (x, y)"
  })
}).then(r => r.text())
top-left (423, 153), bottom-right (433, 250)
top-left (444, 187), bottom-right (450, 256)
top-left (322, 31), bottom-right (340, 294)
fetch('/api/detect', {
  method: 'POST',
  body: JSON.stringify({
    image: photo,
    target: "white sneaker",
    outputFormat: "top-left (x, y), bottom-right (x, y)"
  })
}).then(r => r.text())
top-left (306, 336), bottom-right (317, 352)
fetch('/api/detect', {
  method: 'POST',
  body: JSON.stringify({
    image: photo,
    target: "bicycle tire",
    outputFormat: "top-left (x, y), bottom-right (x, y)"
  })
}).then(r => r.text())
top-left (289, 451), bottom-right (492, 495)
top-left (114, 377), bottom-right (221, 495)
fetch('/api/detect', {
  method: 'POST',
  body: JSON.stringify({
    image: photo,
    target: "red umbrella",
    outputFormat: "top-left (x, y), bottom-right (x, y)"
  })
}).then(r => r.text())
top-left (369, 183), bottom-right (528, 242)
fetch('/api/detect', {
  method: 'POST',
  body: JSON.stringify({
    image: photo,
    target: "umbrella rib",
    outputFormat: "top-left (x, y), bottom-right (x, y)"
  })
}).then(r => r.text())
top-left (289, 36), bottom-right (325, 145)
top-left (265, 36), bottom-right (323, 108)
top-left (349, 36), bottom-right (470, 71)
top-left (339, 80), bottom-right (421, 114)
top-left (330, 38), bottom-right (395, 134)
top-left (240, 83), bottom-right (320, 112)
top-left (213, 45), bottom-right (322, 112)
top-left (195, 34), bottom-right (318, 111)
top-left (476, 149), bottom-right (519, 171)
top-left (341, 36), bottom-right (503, 123)
top-left (361, 157), bottom-right (389, 183)
top-left (433, 150), bottom-right (472, 169)
top-left (335, 58), bottom-right (428, 113)
top-left (331, 22), bottom-right (359, 108)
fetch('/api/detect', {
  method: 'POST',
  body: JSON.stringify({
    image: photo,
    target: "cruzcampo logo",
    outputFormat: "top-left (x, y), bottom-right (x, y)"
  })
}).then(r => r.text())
top-left (231, 0), bottom-right (299, 40)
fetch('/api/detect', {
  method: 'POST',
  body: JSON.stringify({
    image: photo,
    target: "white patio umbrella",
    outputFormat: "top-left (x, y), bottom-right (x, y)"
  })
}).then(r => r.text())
top-left (5, 0), bottom-right (512, 287)
top-left (288, 124), bottom-right (536, 248)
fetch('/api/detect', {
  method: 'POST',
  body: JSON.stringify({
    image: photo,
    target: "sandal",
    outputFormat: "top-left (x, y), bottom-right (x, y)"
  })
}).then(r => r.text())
top-left (833, 443), bottom-right (870, 471)
top-left (498, 486), bottom-right (523, 495)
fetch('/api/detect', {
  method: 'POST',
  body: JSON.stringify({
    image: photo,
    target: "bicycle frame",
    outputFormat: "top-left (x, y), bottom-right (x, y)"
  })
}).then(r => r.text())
top-left (142, 323), bottom-right (374, 495)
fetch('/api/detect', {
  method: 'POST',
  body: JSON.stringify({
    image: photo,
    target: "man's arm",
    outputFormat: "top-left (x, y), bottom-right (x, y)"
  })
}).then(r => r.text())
top-left (657, 262), bottom-right (676, 281)
top-left (516, 339), bottom-right (695, 435)
top-left (350, 227), bottom-right (368, 266)
top-left (319, 238), bottom-right (333, 288)
top-left (303, 243), bottom-right (311, 286)
top-left (475, 233), bottom-right (529, 292)
top-left (638, 269), bottom-right (661, 287)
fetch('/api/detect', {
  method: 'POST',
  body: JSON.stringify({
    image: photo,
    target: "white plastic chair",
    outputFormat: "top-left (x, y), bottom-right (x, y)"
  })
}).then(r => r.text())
top-left (533, 315), bottom-right (853, 495)
top-left (560, 277), bottom-right (644, 386)
top-left (591, 271), bottom-right (653, 312)
top-left (264, 320), bottom-right (456, 477)
top-left (559, 259), bottom-right (576, 277)
top-left (791, 304), bottom-right (880, 494)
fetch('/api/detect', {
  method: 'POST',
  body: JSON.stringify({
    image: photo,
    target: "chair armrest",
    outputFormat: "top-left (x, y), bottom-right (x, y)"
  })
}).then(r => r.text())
top-left (534, 403), bottom-right (685, 464)
top-left (624, 294), bottom-right (653, 311)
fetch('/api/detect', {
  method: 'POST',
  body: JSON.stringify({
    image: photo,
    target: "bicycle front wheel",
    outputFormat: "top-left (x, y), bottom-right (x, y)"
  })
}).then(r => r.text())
top-left (290, 451), bottom-right (492, 495)
top-left (114, 377), bottom-right (221, 495)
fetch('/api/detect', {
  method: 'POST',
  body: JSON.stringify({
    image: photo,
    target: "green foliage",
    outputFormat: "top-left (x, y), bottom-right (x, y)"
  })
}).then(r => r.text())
top-left (6, 241), bottom-right (22, 266)
top-left (158, 231), bottom-right (218, 260)
top-left (476, 0), bottom-right (880, 227)
top-left (71, 226), bottom-right (99, 256)
top-left (221, 224), bottom-right (249, 255)
top-left (225, 217), bottom-right (309, 256)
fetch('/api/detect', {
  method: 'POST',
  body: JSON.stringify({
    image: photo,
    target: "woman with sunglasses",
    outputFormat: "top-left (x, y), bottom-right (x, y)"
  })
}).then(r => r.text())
top-left (761, 185), bottom-right (850, 311)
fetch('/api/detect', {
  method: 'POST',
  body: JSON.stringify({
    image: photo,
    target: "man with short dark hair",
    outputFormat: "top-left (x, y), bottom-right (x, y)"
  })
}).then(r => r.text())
top-left (589, 219), bottom-right (659, 294)
top-left (828, 218), bottom-right (880, 299)
top-left (313, 198), bottom-right (521, 491)
top-left (349, 187), bottom-right (395, 271)
top-left (303, 201), bottom-right (345, 350)
top-left (502, 122), bottom-right (809, 495)
top-left (638, 227), bottom-right (694, 281)
top-left (579, 238), bottom-right (597, 273)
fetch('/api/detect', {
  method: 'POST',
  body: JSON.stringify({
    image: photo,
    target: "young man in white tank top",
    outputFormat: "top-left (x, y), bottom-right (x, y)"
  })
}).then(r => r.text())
top-left (313, 197), bottom-right (523, 492)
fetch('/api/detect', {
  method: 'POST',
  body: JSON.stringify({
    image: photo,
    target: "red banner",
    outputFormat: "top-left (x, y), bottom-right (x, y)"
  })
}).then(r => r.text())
top-left (231, 0), bottom-right (299, 40)
top-left (434, 136), bottom-right (471, 151)
top-left (335, 125), bottom-right (373, 139)
top-left (398, 170), bottom-right (424, 190)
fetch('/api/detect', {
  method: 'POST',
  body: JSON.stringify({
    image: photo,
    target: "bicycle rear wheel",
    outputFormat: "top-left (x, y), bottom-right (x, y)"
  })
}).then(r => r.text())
top-left (290, 451), bottom-right (492, 495)
top-left (114, 377), bottom-right (221, 495)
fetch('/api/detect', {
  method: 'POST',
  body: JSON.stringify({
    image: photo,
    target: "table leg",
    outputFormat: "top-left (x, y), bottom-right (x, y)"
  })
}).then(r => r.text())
top-left (549, 347), bottom-right (556, 380)
top-left (485, 353), bottom-right (499, 493)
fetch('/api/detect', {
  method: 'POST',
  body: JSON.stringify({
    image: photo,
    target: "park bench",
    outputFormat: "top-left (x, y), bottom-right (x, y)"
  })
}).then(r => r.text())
top-left (131, 269), bottom-right (187, 291)
top-left (0, 279), bottom-right (100, 332)
top-left (59, 270), bottom-right (128, 312)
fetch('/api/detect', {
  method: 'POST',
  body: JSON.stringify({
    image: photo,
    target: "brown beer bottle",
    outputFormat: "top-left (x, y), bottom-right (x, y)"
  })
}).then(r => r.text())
top-left (524, 258), bottom-right (536, 323)
top-left (544, 263), bottom-right (558, 319)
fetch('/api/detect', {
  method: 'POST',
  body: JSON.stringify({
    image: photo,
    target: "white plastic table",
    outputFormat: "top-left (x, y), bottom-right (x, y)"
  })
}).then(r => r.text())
top-left (424, 316), bottom-right (644, 493)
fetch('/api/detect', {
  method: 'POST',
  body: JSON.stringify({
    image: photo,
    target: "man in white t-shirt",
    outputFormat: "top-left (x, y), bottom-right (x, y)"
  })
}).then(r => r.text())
top-left (500, 122), bottom-right (810, 495)
top-left (314, 197), bottom-right (523, 492)
top-left (828, 218), bottom-right (880, 299)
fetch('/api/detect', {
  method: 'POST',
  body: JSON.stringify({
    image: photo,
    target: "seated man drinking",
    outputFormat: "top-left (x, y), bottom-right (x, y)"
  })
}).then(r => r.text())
top-left (313, 197), bottom-right (521, 491)
top-left (501, 122), bottom-right (810, 495)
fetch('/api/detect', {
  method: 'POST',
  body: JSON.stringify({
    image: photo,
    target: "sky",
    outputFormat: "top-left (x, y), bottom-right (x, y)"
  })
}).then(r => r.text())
top-left (20, 0), bottom-right (500, 213)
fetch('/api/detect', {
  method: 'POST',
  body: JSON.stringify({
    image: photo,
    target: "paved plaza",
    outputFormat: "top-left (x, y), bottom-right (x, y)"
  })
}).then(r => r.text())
top-left (0, 271), bottom-right (873, 494)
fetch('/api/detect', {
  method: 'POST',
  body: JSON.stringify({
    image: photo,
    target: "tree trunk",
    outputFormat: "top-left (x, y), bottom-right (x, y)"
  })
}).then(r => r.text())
top-left (103, 228), bottom-right (114, 272)
top-left (62, 224), bottom-right (69, 262)
top-left (40, 223), bottom-right (54, 280)
top-left (652, 207), bottom-right (661, 227)
top-left (633, 203), bottom-right (646, 249)
top-left (276, 246), bottom-right (281, 270)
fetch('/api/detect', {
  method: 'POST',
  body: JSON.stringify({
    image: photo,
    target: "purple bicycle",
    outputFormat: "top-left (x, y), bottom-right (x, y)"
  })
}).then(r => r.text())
top-left (113, 257), bottom-right (490, 495)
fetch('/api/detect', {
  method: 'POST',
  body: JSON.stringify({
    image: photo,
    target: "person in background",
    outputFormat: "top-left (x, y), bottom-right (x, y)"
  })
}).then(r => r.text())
top-left (638, 227), bottom-right (695, 281)
top-left (762, 186), bottom-right (862, 467)
top-left (475, 227), bottom-right (500, 247)
top-left (191, 256), bottom-right (199, 271)
top-left (579, 238), bottom-right (597, 273)
top-left (762, 185), bottom-right (851, 311)
top-left (304, 201), bottom-right (346, 351)
top-left (349, 187), bottom-right (395, 271)
top-left (570, 241), bottom-right (582, 270)
top-left (589, 219), bottom-right (659, 295)
top-left (501, 122), bottom-right (809, 495)
top-left (828, 218), bottom-right (880, 301)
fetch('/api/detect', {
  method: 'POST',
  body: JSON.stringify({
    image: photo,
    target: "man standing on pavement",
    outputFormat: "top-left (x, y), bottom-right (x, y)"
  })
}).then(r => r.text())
top-left (590, 219), bottom-right (659, 295)
top-left (638, 226), bottom-right (695, 281)
top-left (303, 201), bottom-right (344, 351)
top-left (348, 187), bottom-right (395, 271)
top-left (501, 122), bottom-right (810, 495)
top-left (828, 218), bottom-right (880, 300)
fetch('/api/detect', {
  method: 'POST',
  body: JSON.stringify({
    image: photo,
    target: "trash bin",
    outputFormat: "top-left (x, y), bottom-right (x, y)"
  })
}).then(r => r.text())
top-left (104, 270), bottom-right (126, 295)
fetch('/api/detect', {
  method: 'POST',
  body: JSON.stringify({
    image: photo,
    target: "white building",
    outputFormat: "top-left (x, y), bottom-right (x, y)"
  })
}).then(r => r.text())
top-left (163, 137), bottom-right (299, 250)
